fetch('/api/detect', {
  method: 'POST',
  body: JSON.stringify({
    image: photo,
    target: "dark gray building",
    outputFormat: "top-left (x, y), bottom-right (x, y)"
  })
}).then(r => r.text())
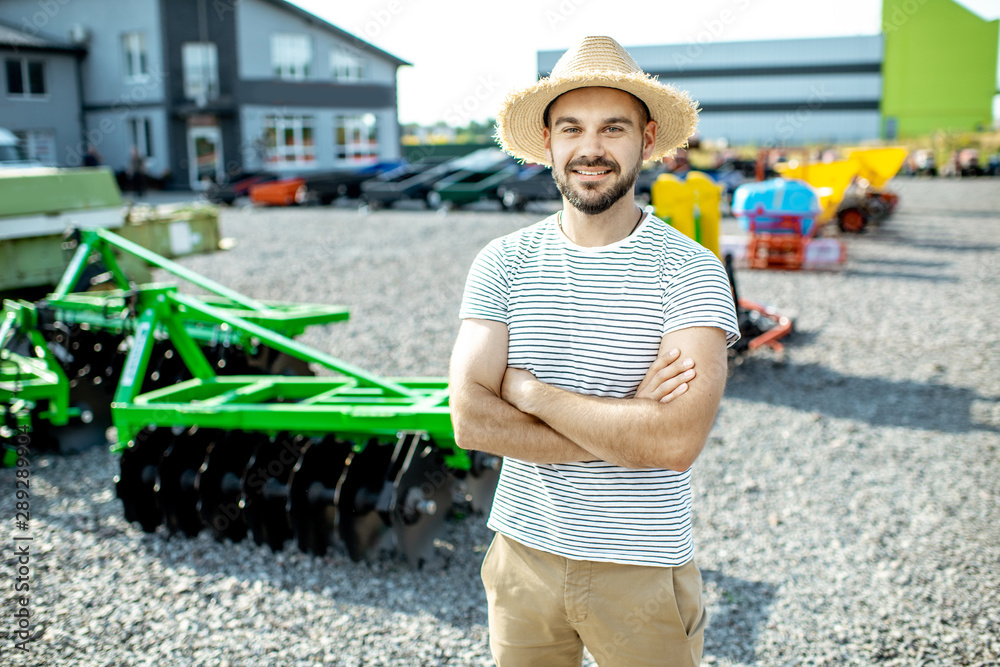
top-left (0, 0), bottom-right (408, 189)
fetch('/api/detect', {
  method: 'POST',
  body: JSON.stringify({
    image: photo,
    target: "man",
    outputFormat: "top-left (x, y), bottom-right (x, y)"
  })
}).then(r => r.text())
top-left (449, 36), bottom-right (740, 666)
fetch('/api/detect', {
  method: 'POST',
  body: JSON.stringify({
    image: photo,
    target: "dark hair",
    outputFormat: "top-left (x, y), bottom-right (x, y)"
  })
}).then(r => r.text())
top-left (543, 89), bottom-right (651, 128)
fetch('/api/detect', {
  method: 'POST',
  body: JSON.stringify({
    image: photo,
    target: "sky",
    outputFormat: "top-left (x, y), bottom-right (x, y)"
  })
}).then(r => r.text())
top-left (291, 0), bottom-right (1000, 127)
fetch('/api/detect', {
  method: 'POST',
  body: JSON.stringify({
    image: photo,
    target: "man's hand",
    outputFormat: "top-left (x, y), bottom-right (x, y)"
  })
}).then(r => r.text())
top-left (635, 348), bottom-right (696, 403)
top-left (500, 348), bottom-right (695, 412)
top-left (495, 327), bottom-right (727, 470)
top-left (503, 349), bottom-right (696, 411)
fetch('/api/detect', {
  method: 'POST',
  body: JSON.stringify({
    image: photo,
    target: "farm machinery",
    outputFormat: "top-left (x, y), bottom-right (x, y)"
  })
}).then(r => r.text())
top-left (1, 228), bottom-right (500, 567)
top-left (650, 171), bottom-right (793, 354)
top-left (774, 147), bottom-right (907, 233)
top-left (1, 166), bottom-right (222, 300)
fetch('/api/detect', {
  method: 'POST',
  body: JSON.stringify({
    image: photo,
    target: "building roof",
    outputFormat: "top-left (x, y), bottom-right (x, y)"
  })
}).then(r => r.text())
top-left (539, 35), bottom-right (884, 77)
top-left (0, 19), bottom-right (85, 53)
top-left (259, 0), bottom-right (411, 67)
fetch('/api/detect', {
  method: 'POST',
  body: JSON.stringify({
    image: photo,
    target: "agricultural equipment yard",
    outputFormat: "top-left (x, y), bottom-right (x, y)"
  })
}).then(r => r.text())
top-left (2, 177), bottom-right (998, 665)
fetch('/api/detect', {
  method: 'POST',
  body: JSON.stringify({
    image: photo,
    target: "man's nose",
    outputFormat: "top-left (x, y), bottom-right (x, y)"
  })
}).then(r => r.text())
top-left (578, 130), bottom-right (606, 159)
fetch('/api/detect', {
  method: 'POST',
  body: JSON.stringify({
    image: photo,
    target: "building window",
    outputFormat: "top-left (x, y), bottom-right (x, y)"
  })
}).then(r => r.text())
top-left (271, 34), bottom-right (311, 80)
top-left (122, 32), bottom-right (149, 82)
top-left (5, 58), bottom-right (46, 98)
top-left (129, 118), bottom-right (153, 158)
top-left (264, 115), bottom-right (315, 165)
top-left (182, 42), bottom-right (219, 103)
top-left (335, 113), bottom-right (379, 163)
top-left (13, 129), bottom-right (56, 165)
top-left (331, 48), bottom-right (367, 82)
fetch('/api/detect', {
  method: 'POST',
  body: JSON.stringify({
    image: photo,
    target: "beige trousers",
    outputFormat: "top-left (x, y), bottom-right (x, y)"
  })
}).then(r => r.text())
top-left (481, 532), bottom-right (706, 667)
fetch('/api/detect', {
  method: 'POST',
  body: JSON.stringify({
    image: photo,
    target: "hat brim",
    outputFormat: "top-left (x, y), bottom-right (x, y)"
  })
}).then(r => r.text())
top-left (495, 71), bottom-right (699, 167)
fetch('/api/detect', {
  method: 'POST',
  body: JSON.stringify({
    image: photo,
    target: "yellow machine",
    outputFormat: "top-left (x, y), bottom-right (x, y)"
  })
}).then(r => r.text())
top-left (0, 167), bottom-right (221, 297)
top-left (650, 171), bottom-right (722, 259)
top-left (847, 147), bottom-right (908, 190)
top-left (685, 171), bottom-right (722, 260)
top-left (773, 160), bottom-right (859, 225)
top-left (774, 147), bottom-right (907, 233)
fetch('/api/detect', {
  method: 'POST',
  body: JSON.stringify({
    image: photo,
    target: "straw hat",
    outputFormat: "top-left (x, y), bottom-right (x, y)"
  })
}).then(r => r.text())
top-left (495, 36), bottom-right (699, 166)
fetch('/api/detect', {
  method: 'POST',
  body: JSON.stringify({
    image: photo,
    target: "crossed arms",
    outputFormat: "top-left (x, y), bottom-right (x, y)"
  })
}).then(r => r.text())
top-left (448, 319), bottom-right (729, 471)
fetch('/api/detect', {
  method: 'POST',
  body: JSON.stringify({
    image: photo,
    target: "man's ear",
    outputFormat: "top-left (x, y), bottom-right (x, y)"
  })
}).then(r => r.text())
top-left (642, 120), bottom-right (658, 161)
top-left (542, 126), bottom-right (552, 164)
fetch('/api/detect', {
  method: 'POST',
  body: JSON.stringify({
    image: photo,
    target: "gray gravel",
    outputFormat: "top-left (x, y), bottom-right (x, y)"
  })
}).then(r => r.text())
top-left (2, 178), bottom-right (999, 666)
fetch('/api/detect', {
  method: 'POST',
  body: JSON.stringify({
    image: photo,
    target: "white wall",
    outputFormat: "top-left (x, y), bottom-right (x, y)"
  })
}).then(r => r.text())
top-left (698, 110), bottom-right (882, 146)
top-left (240, 105), bottom-right (399, 171)
top-left (681, 73), bottom-right (882, 105)
top-left (624, 35), bottom-right (884, 72)
top-left (0, 49), bottom-right (83, 167)
top-left (236, 0), bottom-right (398, 84)
top-left (0, 0), bottom-right (168, 174)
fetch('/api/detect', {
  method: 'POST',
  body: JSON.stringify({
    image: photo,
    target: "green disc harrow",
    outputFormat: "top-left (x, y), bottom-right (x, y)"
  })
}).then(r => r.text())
top-left (1, 228), bottom-right (500, 567)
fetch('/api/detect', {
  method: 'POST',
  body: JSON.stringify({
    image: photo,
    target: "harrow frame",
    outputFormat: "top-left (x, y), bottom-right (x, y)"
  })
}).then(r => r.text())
top-left (2, 227), bottom-right (496, 567)
top-left (109, 285), bottom-right (456, 458)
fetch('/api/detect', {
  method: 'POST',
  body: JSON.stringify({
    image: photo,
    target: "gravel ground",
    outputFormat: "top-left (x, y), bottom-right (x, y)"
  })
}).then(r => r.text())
top-left (2, 178), bottom-right (998, 666)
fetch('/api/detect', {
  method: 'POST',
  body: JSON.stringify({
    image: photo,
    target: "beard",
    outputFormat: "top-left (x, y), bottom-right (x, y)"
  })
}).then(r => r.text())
top-left (552, 154), bottom-right (644, 215)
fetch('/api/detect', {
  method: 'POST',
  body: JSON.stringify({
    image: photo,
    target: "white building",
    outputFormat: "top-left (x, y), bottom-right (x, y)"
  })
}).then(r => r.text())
top-left (0, 0), bottom-right (409, 189)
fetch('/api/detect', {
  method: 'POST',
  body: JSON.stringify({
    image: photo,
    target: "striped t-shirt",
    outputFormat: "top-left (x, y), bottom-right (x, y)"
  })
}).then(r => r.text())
top-left (459, 212), bottom-right (740, 567)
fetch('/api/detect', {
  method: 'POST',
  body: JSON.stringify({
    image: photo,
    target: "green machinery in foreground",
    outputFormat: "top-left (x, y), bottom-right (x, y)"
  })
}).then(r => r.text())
top-left (1, 228), bottom-right (500, 567)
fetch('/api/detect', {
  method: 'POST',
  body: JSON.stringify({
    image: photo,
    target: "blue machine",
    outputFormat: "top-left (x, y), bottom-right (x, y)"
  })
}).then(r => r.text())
top-left (731, 178), bottom-right (821, 237)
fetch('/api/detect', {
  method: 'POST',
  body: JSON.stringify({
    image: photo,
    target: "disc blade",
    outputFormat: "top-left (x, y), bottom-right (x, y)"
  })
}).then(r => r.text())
top-left (335, 441), bottom-right (393, 562)
top-left (197, 430), bottom-right (263, 542)
top-left (287, 436), bottom-right (352, 556)
top-left (390, 440), bottom-right (453, 570)
top-left (242, 434), bottom-right (303, 551)
top-left (115, 427), bottom-right (172, 532)
top-left (155, 427), bottom-right (216, 537)
top-left (467, 451), bottom-right (502, 515)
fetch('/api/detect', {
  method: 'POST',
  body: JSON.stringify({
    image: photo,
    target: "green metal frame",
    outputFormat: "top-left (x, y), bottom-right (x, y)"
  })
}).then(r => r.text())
top-left (34, 287), bottom-right (348, 349)
top-left (2, 224), bottom-right (351, 430)
top-left (0, 301), bottom-right (74, 427)
top-left (33, 226), bottom-right (349, 361)
top-left (108, 286), bottom-right (454, 451)
top-left (38, 228), bottom-right (464, 469)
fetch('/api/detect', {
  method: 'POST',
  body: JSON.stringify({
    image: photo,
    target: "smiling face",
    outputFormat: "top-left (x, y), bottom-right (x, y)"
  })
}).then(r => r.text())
top-left (543, 87), bottom-right (657, 216)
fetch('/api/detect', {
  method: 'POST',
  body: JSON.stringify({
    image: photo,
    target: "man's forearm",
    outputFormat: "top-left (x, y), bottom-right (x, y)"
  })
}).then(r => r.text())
top-left (515, 381), bottom-right (710, 470)
top-left (502, 328), bottom-right (728, 470)
top-left (451, 382), bottom-right (597, 464)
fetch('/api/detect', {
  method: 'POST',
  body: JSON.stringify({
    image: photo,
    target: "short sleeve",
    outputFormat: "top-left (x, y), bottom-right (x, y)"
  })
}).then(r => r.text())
top-left (663, 249), bottom-right (741, 347)
top-left (459, 238), bottom-right (510, 324)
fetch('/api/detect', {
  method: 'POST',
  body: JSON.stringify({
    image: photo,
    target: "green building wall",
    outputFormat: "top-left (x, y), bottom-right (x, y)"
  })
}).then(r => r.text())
top-left (881, 0), bottom-right (999, 138)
